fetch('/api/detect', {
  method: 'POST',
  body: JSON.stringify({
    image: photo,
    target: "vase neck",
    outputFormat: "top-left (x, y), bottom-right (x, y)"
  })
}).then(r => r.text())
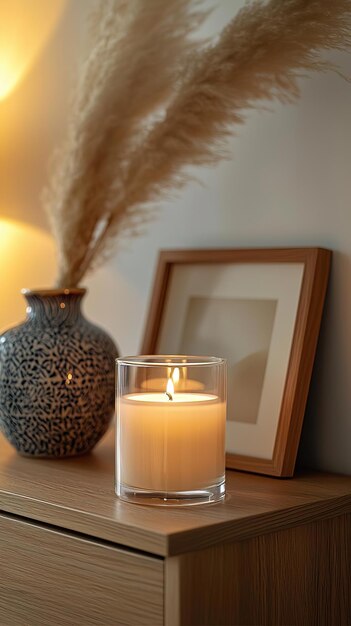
top-left (23, 289), bottom-right (86, 326)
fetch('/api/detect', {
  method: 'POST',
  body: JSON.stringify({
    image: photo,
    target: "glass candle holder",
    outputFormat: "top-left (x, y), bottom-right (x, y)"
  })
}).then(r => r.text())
top-left (116, 356), bottom-right (226, 506)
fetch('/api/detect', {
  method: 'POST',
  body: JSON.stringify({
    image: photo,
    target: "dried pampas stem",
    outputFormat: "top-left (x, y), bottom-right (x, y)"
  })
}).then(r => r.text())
top-left (44, 0), bottom-right (351, 287)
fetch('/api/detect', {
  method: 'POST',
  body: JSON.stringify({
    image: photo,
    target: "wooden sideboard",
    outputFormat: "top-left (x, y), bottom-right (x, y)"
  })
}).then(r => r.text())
top-left (0, 429), bottom-right (350, 626)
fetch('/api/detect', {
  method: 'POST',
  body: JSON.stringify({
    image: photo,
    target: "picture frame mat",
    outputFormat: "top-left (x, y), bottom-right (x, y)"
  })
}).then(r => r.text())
top-left (156, 263), bottom-right (305, 460)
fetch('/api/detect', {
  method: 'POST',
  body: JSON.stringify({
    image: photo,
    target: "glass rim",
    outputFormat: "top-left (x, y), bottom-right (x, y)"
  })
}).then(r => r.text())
top-left (116, 355), bottom-right (226, 367)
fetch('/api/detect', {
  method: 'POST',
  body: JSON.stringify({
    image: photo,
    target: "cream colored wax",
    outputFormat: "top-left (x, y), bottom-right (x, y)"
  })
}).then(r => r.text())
top-left (118, 393), bottom-right (226, 492)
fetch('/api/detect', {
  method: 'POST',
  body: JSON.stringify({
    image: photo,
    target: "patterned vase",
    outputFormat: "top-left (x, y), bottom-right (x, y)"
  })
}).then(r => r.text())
top-left (0, 288), bottom-right (118, 457)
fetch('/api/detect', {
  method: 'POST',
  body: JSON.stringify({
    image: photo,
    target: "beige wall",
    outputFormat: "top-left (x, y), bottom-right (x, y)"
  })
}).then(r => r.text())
top-left (1, 1), bottom-right (350, 473)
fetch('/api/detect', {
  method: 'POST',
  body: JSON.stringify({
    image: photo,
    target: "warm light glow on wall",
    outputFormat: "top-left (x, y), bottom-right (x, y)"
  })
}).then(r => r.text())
top-left (0, 0), bottom-right (66, 100)
top-left (0, 219), bottom-right (56, 331)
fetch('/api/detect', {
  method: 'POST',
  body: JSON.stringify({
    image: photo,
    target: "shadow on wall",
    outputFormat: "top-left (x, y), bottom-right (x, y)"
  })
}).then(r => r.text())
top-left (298, 251), bottom-right (351, 473)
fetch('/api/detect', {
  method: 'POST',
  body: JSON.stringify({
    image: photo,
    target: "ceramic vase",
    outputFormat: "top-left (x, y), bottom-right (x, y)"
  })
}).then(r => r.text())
top-left (0, 288), bottom-right (118, 457)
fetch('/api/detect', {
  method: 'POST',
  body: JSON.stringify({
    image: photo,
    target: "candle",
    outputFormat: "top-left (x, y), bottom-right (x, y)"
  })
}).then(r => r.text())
top-left (118, 381), bottom-right (225, 492)
top-left (116, 356), bottom-right (226, 505)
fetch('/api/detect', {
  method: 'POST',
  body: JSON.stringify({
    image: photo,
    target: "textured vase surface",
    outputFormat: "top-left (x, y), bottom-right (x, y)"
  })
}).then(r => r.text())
top-left (0, 288), bottom-right (118, 457)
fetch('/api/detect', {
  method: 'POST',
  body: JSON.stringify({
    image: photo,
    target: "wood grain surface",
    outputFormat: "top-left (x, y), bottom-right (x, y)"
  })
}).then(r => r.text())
top-left (0, 430), bottom-right (350, 557)
top-left (165, 514), bottom-right (351, 626)
top-left (0, 514), bottom-right (163, 626)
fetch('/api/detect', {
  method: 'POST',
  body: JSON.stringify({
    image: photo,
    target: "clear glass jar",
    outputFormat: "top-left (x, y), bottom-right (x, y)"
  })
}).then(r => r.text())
top-left (116, 356), bottom-right (226, 506)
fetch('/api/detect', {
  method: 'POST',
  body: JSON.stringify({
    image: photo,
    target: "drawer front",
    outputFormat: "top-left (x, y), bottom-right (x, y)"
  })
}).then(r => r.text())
top-left (0, 514), bottom-right (163, 626)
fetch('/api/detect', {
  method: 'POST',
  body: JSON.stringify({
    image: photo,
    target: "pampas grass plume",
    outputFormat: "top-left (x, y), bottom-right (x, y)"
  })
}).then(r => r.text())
top-left (43, 0), bottom-right (351, 287)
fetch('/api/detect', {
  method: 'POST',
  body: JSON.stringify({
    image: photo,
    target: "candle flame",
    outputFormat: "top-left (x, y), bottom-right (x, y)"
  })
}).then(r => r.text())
top-left (166, 377), bottom-right (174, 401)
top-left (172, 367), bottom-right (180, 385)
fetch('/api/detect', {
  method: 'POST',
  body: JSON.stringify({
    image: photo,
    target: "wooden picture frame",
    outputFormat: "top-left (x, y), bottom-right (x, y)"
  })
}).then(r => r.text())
top-left (141, 248), bottom-right (331, 477)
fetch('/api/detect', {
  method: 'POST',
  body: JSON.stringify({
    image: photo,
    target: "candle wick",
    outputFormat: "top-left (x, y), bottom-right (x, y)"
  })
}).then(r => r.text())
top-left (166, 392), bottom-right (173, 401)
